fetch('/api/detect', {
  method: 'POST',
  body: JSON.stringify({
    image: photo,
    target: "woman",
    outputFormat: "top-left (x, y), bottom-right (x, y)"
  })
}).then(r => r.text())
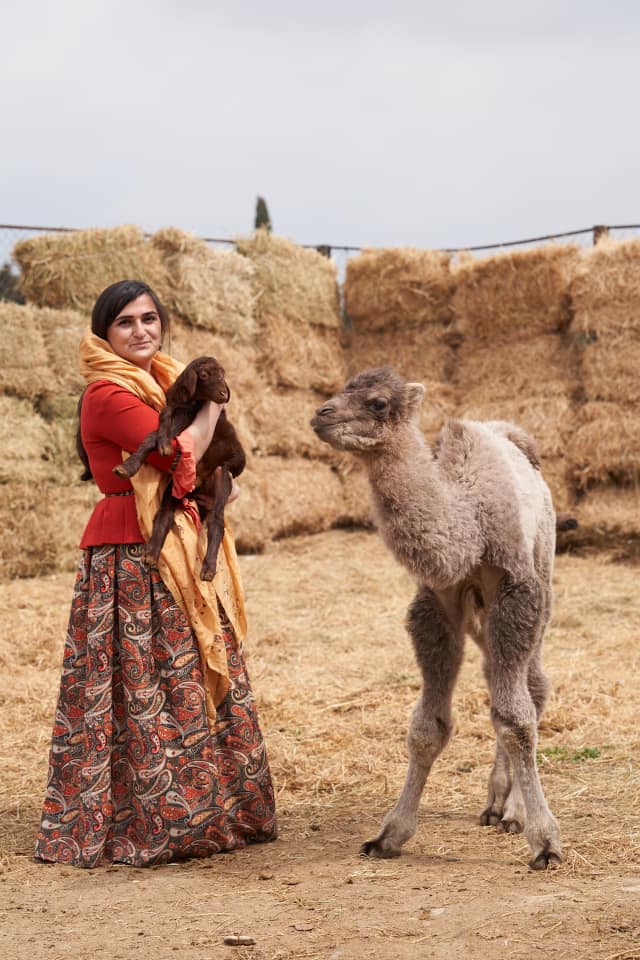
top-left (35, 279), bottom-right (276, 867)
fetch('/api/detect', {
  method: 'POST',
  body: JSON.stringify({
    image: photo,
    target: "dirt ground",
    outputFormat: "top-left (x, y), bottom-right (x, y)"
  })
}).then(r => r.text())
top-left (1, 529), bottom-right (639, 960)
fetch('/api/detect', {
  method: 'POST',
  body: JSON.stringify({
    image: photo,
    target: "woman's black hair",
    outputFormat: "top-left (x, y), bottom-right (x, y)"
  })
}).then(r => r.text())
top-left (91, 279), bottom-right (170, 340)
top-left (77, 280), bottom-right (169, 481)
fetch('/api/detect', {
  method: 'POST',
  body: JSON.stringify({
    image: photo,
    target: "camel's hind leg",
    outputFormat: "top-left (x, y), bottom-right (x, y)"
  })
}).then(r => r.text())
top-left (360, 585), bottom-right (464, 859)
top-left (485, 575), bottom-right (561, 869)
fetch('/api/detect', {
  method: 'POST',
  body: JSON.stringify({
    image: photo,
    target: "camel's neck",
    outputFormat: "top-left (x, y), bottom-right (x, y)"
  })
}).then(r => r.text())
top-left (361, 422), bottom-right (479, 589)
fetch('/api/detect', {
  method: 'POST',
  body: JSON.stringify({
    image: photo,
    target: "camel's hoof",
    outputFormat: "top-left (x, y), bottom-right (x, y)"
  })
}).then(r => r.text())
top-left (359, 839), bottom-right (401, 860)
top-left (497, 818), bottom-right (524, 835)
top-left (479, 807), bottom-right (502, 827)
top-left (529, 847), bottom-right (562, 871)
top-left (200, 567), bottom-right (216, 582)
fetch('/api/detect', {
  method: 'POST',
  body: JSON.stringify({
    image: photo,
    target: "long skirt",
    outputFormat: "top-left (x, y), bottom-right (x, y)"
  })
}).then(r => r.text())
top-left (34, 544), bottom-right (277, 867)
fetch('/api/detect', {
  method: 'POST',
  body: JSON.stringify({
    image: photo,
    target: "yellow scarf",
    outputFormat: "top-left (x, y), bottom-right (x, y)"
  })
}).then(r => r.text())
top-left (79, 332), bottom-right (247, 724)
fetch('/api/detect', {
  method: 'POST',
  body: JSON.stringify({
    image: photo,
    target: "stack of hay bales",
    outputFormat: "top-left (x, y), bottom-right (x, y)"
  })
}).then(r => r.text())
top-left (567, 237), bottom-right (640, 543)
top-left (2, 225), bottom-right (356, 579)
top-left (451, 244), bottom-right (580, 513)
top-left (343, 248), bottom-right (457, 524)
top-left (13, 225), bottom-right (171, 311)
top-left (231, 231), bottom-right (355, 544)
top-left (0, 301), bottom-right (99, 578)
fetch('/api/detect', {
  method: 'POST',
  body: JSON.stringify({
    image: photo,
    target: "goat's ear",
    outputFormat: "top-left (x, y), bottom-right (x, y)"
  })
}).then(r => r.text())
top-left (171, 365), bottom-right (199, 405)
top-left (404, 382), bottom-right (425, 411)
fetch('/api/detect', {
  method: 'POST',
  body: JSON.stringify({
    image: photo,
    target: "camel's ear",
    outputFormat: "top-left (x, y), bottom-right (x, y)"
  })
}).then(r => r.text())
top-left (404, 382), bottom-right (425, 411)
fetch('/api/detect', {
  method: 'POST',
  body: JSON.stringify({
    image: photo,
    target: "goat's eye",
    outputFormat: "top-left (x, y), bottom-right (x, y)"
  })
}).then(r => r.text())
top-left (369, 397), bottom-right (388, 413)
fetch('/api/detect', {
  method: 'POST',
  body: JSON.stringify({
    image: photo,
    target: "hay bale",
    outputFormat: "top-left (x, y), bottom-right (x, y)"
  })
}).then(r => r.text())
top-left (570, 236), bottom-right (640, 338)
top-left (0, 397), bottom-right (53, 483)
top-left (0, 396), bottom-right (80, 486)
top-left (456, 335), bottom-right (573, 402)
top-left (344, 247), bottom-right (453, 330)
top-left (0, 482), bottom-right (100, 579)
top-left (13, 225), bottom-right (170, 311)
top-left (0, 302), bottom-right (50, 400)
top-left (574, 484), bottom-right (640, 540)
top-left (345, 325), bottom-right (454, 383)
top-left (233, 455), bottom-right (346, 551)
top-left (451, 244), bottom-right (579, 339)
top-left (246, 386), bottom-right (341, 461)
top-left (578, 340), bottom-right (640, 404)
top-left (38, 306), bottom-right (87, 394)
top-left (151, 228), bottom-right (257, 341)
top-left (568, 403), bottom-right (640, 489)
top-left (236, 230), bottom-right (341, 329)
top-left (257, 314), bottom-right (345, 393)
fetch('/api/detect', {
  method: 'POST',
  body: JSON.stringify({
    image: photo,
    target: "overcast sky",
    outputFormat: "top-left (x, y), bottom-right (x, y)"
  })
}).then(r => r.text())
top-left (3, 1), bottom-right (640, 252)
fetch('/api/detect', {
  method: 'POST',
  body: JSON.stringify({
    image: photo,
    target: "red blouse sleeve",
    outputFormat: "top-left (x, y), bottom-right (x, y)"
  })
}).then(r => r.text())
top-left (81, 381), bottom-right (177, 473)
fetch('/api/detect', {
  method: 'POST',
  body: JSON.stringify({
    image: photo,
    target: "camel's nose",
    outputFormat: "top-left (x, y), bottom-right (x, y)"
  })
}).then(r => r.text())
top-left (315, 403), bottom-right (335, 417)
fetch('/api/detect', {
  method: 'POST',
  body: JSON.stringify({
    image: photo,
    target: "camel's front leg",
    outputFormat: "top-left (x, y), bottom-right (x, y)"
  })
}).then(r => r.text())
top-left (360, 586), bottom-right (464, 859)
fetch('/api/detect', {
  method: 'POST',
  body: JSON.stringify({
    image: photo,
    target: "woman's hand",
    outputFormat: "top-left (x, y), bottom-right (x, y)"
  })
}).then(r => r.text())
top-left (183, 401), bottom-right (223, 463)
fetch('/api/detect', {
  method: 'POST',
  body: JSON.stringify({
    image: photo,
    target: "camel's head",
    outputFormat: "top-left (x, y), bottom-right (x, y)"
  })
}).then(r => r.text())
top-left (310, 366), bottom-right (425, 453)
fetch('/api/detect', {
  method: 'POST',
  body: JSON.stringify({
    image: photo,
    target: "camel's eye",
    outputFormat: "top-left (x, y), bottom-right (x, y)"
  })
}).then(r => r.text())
top-left (369, 397), bottom-right (388, 413)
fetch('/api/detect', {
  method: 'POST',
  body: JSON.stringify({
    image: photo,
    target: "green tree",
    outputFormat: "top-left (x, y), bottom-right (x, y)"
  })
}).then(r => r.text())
top-left (0, 262), bottom-right (25, 303)
top-left (254, 196), bottom-right (272, 232)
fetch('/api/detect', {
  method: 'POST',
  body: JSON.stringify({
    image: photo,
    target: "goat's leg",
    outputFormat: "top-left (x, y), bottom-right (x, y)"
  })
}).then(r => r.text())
top-left (360, 586), bottom-right (465, 859)
top-left (143, 489), bottom-right (178, 566)
top-left (485, 576), bottom-right (561, 869)
top-left (113, 430), bottom-right (160, 479)
top-left (200, 466), bottom-right (233, 581)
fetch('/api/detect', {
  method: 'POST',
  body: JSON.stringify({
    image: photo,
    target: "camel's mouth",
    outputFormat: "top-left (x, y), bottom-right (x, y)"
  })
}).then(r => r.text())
top-left (311, 418), bottom-right (348, 432)
top-left (311, 417), bottom-right (379, 452)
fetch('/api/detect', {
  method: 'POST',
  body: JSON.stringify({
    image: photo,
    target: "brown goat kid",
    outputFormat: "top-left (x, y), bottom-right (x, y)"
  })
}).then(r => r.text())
top-left (311, 366), bottom-right (562, 871)
top-left (114, 356), bottom-right (245, 580)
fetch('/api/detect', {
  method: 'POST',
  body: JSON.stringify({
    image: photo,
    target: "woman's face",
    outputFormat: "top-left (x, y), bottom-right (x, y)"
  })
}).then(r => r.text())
top-left (106, 293), bottom-right (163, 371)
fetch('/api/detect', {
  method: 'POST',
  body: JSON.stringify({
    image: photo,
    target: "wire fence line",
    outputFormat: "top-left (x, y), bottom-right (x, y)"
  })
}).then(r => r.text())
top-left (1, 221), bottom-right (640, 286)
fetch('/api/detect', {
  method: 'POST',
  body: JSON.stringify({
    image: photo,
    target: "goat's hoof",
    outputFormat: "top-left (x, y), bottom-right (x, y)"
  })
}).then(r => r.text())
top-left (497, 817), bottom-right (524, 835)
top-left (113, 465), bottom-right (130, 478)
top-left (359, 839), bottom-right (401, 860)
top-left (528, 846), bottom-right (562, 871)
top-left (159, 444), bottom-right (173, 456)
top-left (143, 549), bottom-right (160, 567)
top-left (200, 567), bottom-right (216, 582)
top-left (479, 807), bottom-right (502, 827)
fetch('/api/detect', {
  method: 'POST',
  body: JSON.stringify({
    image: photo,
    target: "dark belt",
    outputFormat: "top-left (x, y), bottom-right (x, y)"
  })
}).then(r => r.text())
top-left (105, 490), bottom-right (134, 497)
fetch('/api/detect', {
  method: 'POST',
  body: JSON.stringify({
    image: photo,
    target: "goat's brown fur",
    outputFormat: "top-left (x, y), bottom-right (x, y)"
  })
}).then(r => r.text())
top-left (114, 356), bottom-right (245, 580)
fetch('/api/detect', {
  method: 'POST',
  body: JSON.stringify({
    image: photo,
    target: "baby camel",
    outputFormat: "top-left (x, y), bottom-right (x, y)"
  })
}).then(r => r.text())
top-left (311, 367), bottom-right (562, 870)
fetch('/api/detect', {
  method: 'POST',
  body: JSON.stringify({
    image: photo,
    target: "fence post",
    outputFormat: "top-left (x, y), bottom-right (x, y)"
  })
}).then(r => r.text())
top-left (593, 225), bottom-right (609, 244)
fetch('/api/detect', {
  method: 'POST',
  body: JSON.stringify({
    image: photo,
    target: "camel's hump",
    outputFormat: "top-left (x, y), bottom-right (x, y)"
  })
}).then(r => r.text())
top-left (433, 418), bottom-right (541, 472)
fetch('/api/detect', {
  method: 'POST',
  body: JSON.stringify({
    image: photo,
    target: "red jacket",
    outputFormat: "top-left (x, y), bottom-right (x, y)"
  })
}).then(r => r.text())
top-left (79, 380), bottom-right (177, 547)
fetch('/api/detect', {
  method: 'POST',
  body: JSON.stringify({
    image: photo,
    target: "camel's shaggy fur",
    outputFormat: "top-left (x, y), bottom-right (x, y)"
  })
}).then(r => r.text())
top-left (311, 366), bottom-right (562, 870)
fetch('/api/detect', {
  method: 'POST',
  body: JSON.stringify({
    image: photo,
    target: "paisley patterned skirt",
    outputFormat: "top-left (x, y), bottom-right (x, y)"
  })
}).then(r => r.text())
top-left (35, 544), bottom-right (276, 867)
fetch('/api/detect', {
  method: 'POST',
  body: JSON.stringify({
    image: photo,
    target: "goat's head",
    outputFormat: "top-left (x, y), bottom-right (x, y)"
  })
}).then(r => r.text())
top-left (170, 356), bottom-right (231, 407)
top-left (311, 366), bottom-right (425, 453)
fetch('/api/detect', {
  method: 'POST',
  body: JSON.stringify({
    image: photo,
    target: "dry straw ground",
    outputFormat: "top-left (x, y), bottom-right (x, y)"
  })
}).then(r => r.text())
top-left (1, 529), bottom-right (638, 960)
